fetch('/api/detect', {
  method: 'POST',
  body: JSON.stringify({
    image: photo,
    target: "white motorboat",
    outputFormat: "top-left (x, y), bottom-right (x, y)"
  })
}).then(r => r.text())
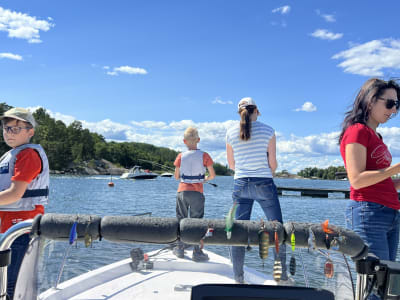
top-left (120, 165), bottom-right (158, 179)
top-left (1, 214), bottom-right (399, 300)
top-left (160, 172), bottom-right (174, 177)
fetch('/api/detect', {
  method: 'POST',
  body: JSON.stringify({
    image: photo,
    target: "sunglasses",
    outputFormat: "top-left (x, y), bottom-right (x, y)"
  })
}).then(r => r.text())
top-left (3, 126), bottom-right (33, 134)
top-left (378, 97), bottom-right (400, 110)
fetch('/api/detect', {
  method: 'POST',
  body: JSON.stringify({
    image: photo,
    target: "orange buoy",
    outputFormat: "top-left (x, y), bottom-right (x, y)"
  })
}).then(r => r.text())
top-left (108, 182), bottom-right (114, 187)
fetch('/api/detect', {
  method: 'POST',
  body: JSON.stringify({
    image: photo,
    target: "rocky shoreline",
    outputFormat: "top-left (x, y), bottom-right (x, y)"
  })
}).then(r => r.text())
top-left (50, 159), bottom-right (128, 176)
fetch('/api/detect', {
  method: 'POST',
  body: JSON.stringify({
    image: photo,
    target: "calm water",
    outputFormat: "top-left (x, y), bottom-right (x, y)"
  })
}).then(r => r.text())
top-left (35, 175), bottom-right (399, 294)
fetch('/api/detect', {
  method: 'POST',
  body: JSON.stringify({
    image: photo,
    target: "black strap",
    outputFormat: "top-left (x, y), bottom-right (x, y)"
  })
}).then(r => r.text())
top-left (181, 174), bottom-right (205, 180)
top-left (22, 187), bottom-right (49, 198)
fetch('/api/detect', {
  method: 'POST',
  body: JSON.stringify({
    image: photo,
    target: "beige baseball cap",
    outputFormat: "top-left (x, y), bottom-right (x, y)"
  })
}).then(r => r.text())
top-left (0, 107), bottom-right (37, 127)
top-left (238, 97), bottom-right (257, 109)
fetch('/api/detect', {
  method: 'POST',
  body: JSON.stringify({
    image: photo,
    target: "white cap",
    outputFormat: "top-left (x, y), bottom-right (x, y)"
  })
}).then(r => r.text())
top-left (0, 107), bottom-right (36, 127)
top-left (238, 97), bottom-right (257, 109)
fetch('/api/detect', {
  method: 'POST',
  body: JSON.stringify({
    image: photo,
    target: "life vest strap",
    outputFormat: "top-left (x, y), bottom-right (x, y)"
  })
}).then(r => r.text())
top-left (22, 187), bottom-right (49, 198)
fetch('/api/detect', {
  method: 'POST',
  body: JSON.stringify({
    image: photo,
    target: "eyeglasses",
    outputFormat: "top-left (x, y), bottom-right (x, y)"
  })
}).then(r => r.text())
top-left (378, 97), bottom-right (400, 110)
top-left (3, 126), bottom-right (33, 134)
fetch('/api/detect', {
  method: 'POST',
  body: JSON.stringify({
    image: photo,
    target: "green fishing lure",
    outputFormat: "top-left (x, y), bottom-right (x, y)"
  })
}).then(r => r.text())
top-left (225, 203), bottom-right (237, 239)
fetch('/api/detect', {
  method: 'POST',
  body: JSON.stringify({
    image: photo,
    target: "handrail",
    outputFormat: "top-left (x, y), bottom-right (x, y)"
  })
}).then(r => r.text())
top-left (0, 219), bottom-right (33, 300)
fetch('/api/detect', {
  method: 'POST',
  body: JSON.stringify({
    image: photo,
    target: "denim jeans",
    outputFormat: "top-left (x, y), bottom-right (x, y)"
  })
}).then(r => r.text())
top-left (7, 234), bottom-right (30, 299)
top-left (346, 200), bottom-right (400, 261)
top-left (231, 177), bottom-right (287, 281)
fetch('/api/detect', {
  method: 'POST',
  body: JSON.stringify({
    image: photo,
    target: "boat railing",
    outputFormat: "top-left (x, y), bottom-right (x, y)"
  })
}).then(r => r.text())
top-left (0, 219), bottom-right (33, 300)
top-left (0, 214), bottom-right (399, 299)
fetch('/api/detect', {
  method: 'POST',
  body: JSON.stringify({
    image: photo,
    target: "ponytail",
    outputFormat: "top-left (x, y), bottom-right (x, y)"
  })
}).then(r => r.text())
top-left (239, 105), bottom-right (256, 141)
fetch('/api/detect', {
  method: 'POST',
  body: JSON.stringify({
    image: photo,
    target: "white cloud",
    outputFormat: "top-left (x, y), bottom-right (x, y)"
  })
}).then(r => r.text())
top-left (0, 6), bottom-right (54, 43)
top-left (316, 10), bottom-right (336, 22)
top-left (311, 29), bottom-right (343, 40)
top-left (106, 65), bottom-right (147, 76)
top-left (0, 52), bottom-right (22, 61)
top-left (332, 39), bottom-right (400, 76)
top-left (212, 97), bottom-right (233, 105)
top-left (294, 102), bottom-right (317, 112)
top-left (272, 5), bottom-right (291, 14)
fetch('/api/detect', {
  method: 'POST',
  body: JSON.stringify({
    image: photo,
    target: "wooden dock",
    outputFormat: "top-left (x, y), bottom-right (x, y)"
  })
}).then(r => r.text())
top-left (277, 186), bottom-right (350, 198)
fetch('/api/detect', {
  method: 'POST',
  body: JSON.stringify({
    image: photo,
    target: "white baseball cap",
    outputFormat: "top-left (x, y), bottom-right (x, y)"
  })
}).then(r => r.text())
top-left (238, 97), bottom-right (257, 109)
top-left (0, 107), bottom-right (37, 127)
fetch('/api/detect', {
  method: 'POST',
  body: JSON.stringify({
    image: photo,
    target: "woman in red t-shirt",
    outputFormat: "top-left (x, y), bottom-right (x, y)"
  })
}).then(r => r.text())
top-left (339, 78), bottom-right (400, 263)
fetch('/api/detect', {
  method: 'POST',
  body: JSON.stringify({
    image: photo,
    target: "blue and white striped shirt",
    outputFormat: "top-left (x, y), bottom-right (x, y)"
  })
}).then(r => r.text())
top-left (226, 121), bottom-right (275, 179)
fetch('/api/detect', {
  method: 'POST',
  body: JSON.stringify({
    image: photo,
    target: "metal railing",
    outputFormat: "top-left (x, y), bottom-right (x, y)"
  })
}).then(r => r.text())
top-left (0, 219), bottom-right (33, 300)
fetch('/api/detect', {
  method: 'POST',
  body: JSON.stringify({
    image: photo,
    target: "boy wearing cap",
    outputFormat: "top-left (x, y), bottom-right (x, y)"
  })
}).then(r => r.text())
top-left (0, 107), bottom-right (49, 299)
top-left (173, 127), bottom-right (215, 262)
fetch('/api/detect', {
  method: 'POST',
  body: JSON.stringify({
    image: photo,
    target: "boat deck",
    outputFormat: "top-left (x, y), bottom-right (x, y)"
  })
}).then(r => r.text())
top-left (39, 248), bottom-right (276, 300)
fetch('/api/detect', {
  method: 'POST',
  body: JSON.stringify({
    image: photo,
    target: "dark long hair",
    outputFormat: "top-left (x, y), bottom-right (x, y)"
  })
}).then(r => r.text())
top-left (338, 78), bottom-right (400, 144)
top-left (239, 105), bottom-right (257, 141)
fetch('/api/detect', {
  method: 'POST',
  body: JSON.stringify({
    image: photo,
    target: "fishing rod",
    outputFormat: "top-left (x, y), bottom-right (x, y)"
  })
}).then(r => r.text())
top-left (138, 159), bottom-right (217, 187)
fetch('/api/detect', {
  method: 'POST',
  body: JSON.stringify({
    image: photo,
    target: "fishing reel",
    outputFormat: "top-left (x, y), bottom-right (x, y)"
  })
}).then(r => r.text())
top-left (356, 255), bottom-right (400, 300)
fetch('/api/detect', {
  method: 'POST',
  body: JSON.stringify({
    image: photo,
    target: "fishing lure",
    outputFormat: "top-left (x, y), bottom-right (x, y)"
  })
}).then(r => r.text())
top-left (225, 203), bottom-right (237, 239)
top-left (69, 222), bottom-right (78, 245)
top-left (84, 233), bottom-right (92, 248)
top-left (289, 226), bottom-right (296, 275)
top-left (324, 259), bottom-right (334, 278)
top-left (84, 217), bottom-right (93, 248)
top-left (289, 256), bottom-right (296, 276)
top-left (273, 259), bottom-right (282, 282)
top-left (321, 219), bottom-right (334, 234)
top-left (321, 220), bottom-right (334, 250)
top-left (291, 232), bottom-right (295, 252)
top-left (274, 227), bottom-right (279, 254)
top-left (308, 227), bottom-right (316, 253)
top-left (258, 230), bottom-right (269, 260)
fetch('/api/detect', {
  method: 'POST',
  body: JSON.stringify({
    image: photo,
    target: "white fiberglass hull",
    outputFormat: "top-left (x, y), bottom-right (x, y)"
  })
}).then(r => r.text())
top-left (39, 248), bottom-right (276, 300)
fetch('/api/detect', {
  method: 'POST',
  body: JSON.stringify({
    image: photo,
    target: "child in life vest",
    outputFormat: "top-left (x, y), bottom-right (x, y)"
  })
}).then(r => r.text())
top-left (0, 107), bottom-right (49, 299)
top-left (173, 127), bottom-right (215, 261)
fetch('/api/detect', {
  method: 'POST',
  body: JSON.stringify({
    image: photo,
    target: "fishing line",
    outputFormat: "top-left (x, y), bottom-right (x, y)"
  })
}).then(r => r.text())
top-left (342, 254), bottom-right (355, 300)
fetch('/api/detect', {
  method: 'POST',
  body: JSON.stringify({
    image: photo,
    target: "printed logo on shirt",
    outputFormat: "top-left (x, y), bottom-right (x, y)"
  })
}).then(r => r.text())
top-left (11, 218), bottom-right (24, 225)
top-left (371, 145), bottom-right (392, 166)
top-left (0, 163), bottom-right (9, 174)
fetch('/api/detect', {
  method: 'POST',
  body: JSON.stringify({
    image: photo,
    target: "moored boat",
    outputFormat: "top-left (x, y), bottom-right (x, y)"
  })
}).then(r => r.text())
top-left (160, 172), bottom-right (174, 177)
top-left (120, 165), bottom-right (158, 179)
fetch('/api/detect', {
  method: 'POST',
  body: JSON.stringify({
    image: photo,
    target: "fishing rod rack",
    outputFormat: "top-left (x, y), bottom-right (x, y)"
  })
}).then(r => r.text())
top-left (0, 214), bottom-right (399, 300)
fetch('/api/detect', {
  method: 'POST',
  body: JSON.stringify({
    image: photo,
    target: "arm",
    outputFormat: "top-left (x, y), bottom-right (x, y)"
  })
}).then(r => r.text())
top-left (0, 181), bottom-right (29, 206)
top-left (206, 165), bottom-right (216, 181)
top-left (392, 179), bottom-right (400, 190)
top-left (345, 143), bottom-right (400, 189)
top-left (226, 143), bottom-right (235, 170)
top-left (267, 134), bottom-right (277, 174)
top-left (174, 166), bottom-right (180, 180)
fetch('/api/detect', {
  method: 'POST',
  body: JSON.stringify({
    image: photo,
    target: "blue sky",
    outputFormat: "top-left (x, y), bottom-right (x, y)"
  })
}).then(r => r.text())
top-left (1, 1), bottom-right (400, 172)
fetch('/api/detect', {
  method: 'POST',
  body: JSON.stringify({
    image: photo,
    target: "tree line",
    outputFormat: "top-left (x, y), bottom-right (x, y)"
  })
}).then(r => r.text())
top-left (297, 166), bottom-right (347, 180)
top-left (0, 103), bottom-right (232, 175)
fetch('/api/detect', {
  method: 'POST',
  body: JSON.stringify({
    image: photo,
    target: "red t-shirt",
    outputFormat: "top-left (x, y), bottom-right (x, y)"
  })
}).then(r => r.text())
top-left (340, 123), bottom-right (400, 209)
top-left (174, 152), bottom-right (213, 193)
top-left (0, 148), bottom-right (44, 233)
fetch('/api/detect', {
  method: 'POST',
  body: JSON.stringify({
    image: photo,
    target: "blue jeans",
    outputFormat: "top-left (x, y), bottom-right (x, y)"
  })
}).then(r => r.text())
top-left (346, 200), bottom-right (400, 261)
top-left (7, 234), bottom-right (30, 299)
top-left (231, 177), bottom-right (287, 281)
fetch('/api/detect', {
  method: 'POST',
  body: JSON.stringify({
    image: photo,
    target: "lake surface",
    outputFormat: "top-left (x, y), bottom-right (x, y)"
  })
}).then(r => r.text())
top-left (36, 175), bottom-right (399, 295)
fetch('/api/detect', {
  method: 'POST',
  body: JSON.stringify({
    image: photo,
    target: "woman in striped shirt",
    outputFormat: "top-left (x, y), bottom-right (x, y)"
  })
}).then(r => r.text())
top-left (226, 97), bottom-right (287, 283)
